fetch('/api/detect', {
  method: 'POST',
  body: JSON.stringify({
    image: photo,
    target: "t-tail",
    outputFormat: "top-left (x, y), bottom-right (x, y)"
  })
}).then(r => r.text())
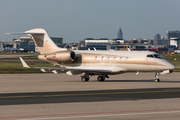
top-left (6, 28), bottom-right (67, 54)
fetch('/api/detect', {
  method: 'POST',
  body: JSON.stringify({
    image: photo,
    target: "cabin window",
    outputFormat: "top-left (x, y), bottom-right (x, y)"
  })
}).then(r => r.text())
top-left (120, 57), bottom-right (122, 61)
top-left (101, 56), bottom-right (104, 60)
top-left (147, 54), bottom-right (154, 58)
top-left (126, 57), bottom-right (129, 61)
top-left (107, 57), bottom-right (110, 60)
top-left (95, 56), bottom-right (97, 60)
top-left (114, 57), bottom-right (116, 61)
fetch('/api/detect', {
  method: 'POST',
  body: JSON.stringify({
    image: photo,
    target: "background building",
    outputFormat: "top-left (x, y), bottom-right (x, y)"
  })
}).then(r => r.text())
top-left (117, 28), bottom-right (123, 39)
top-left (20, 37), bottom-right (34, 45)
top-left (2, 36), bottom-right (63, 52)
top-left (167, 31), bottom-right (180, 47)
top-left (84, 38), bottom-right (115, 45)
top-left (153, 33), bottom-right (170, 46)
top-left (167, 30), bottom-right (180, 39)
top-left (154, 34), bottom-right (161, 40)
top-left (50, 37), bottom-right (63, 46)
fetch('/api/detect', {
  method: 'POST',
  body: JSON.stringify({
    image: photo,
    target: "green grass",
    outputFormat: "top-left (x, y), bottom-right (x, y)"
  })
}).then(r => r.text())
top-left (161, 54), bottom-right (180, 72)
top-left (0, 67), bottom-right (43, 74)
top-left (172, 68), bottom-right (180, 72)
top-left (161, 54), bottom-right (180, 61)
top-left (0, 63), bottom-right (53, 67)
top-left (169, 61), bottom-right (180, 65)
top-left (0, 56), bottom-right (55, 73)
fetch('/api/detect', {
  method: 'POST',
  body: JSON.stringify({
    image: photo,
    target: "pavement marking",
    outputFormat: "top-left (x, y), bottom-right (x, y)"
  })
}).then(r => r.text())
top-left (1, 89), bottom-right (180, 99)
top-left (0, 84), bottom-right (103, 88)
top-left (105, 87), bottom-right (127, 89)
top-left (17, 110), bottom-right (180, 120)
top-left (0, 108), bottom-right (180, 119)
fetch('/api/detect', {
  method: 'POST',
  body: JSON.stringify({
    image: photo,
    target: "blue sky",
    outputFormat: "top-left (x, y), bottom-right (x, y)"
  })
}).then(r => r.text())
top-left (0, 0), bottom-right (180, 43)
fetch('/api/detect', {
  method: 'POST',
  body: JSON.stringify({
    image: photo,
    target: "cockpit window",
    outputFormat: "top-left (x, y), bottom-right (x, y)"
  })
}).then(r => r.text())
top-left (147, 54), bottom-right (164, 59)
top-left (153, 54), bottom-right (163, 59)
top-left (147, 54), bottom-right (154, 58)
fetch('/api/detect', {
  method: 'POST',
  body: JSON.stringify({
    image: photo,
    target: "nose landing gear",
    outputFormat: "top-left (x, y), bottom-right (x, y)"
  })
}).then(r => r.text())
top-left (154, 72), bottom-right (160, 83)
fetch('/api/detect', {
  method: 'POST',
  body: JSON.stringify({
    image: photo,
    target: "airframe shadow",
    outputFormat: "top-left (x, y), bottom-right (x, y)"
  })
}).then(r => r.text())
top-left (104, 79), bottom-right (154, 82)
top-left (104, 79), bottom-right (180, 83)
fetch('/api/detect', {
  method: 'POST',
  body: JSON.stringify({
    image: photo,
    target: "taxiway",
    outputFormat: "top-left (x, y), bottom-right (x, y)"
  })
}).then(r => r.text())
top-left (0, 73), bottom-right (180, 120)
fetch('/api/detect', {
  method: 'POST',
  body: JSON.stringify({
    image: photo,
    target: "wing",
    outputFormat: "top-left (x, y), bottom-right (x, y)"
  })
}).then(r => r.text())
top-left (19, 57), bottom-right (111, 73)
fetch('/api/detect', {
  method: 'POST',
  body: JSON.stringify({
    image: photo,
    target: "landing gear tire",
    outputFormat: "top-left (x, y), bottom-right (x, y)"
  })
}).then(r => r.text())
top-left (154, 79), bottom-right (160, 83)
top-left (154, 72), bottom-right (160, 83)
top-left (97, 76), bottom-right (105, 81)
top-left (81, 77), bottom-right (89, 82)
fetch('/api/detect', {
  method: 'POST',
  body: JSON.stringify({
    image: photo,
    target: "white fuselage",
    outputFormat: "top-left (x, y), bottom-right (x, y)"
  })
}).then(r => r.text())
top-left (56, 50), bottom-right (175, 74)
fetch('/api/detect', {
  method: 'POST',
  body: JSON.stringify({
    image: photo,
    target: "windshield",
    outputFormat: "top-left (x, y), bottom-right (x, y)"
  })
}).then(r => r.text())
top-left (147, 54), bottom-right (164, 59)
top-left (153, 54), bottom-right (163, 59)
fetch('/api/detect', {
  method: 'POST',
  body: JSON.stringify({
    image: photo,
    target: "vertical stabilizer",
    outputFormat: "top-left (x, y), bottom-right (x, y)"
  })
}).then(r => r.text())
top-left (24, 28), bottom-right (66, 54)
top-left (6, 28), bottom-right (67, 54)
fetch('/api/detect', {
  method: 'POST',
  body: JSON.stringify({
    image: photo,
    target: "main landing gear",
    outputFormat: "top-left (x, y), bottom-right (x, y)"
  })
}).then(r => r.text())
top-left (97, 75), bottom-right (109, 82)
top-left (81, 77), bottom-right (89, 82)
top-left (154, 72), bottom-right (160, 83)
top-left (81, 73), bottom-right (90, 82)
top-left (97, 76), bottom-right (105, 81)
top-left (81, 73), bottom-right (109, 82)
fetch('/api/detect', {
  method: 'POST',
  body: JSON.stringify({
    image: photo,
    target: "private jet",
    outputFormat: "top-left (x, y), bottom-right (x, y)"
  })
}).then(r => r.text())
top-left (7, 28), bottom-right (175, 82)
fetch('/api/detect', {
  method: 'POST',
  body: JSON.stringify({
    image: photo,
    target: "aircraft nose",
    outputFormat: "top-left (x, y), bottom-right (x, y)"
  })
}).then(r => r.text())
top-left (168, 63), bottom-right (176, 70)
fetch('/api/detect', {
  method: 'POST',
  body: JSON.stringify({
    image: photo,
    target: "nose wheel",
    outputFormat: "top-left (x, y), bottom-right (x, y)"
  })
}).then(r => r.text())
top-left (154, 79), bottom-right (160, 83)
top-left (154, 72), bottom-right (160, 83)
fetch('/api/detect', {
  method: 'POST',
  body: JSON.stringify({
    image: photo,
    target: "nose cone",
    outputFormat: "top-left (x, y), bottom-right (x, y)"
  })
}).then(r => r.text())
top-left (168, 63), bottom-right (176, 70)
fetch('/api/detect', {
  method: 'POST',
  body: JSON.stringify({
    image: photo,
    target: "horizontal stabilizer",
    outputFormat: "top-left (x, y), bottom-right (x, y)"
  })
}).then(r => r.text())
top-left (6, 32), bottom-right (44, 35)
top-left (19, 57), bottom-right (30, 68)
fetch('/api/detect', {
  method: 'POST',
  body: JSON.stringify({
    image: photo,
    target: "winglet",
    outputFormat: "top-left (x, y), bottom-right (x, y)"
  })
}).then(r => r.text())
top-left (19, 57), bottom-right (30, 68)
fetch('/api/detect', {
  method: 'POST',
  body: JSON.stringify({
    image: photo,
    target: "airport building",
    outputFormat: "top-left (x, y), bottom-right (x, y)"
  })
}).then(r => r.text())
top-left (20, 37), bottom-right (34, 45)
top-left (170, 37), bottom-right (180, 46)
top-left (0, 41), bottom-right (4, 51)
top-left (167, 30), bottom-right (180, 39)
top-left (84, 38), bottom-right (128, 46)
top-left (153, 39), bottom-right (170, 46)
top-left (19, 37), bottom-right (63, 46)
top-left (167, 31), bottom-right (180, 47)
top-left (50, 37), bottom-right (63, 46)
top-left (2, 36), bottom-right (63, 52)
top-left (84, 38), bottom-right (115, 45)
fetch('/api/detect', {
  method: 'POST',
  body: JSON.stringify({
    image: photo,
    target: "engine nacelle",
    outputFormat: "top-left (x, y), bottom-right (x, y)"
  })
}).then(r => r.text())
top-left (45, 51), bottom-right (76, 63)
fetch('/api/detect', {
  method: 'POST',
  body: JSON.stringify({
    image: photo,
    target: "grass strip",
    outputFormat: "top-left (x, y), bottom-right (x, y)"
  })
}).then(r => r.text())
top-left (173, 68), bottom-right (180, 72)
top-left (0, 67), bottom-right (45, 74)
